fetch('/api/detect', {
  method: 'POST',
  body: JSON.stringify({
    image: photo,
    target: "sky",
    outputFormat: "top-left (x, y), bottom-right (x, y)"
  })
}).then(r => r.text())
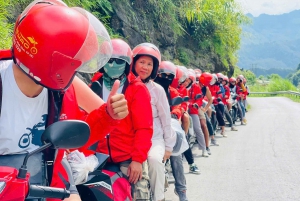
top-left (236, 0), bottom-right (300, 16)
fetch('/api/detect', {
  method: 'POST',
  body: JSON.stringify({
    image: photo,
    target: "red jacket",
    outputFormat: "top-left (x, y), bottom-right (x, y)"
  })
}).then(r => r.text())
top-left (169, 86), bottom-right (182, 119)
top-left (188, 83), bottom-right (203, 114)
top-left (96, 72), bottom-right (153, 164)
top-left (208, 84), bottom-right (222, 105)
top-left (177, 85), bottom-right (188, 112)
top-left (49, 84), bottom-right (119, 201)
top-left (222, 85), bottom-right (230, 105)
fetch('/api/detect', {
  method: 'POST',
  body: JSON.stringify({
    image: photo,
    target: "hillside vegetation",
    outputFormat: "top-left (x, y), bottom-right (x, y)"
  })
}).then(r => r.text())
top-left (0, 0), bottom-right (248, 75)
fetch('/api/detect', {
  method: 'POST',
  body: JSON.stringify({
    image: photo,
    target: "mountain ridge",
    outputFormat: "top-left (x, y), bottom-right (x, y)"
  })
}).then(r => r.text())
top-left (237, 9), bottom-right (300, 73)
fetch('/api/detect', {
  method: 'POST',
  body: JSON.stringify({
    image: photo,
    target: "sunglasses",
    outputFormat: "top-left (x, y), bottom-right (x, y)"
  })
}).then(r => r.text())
top-left (159, 73), bottom-right (175, 80)
top-left (108, 58), bottom-right (126, 65)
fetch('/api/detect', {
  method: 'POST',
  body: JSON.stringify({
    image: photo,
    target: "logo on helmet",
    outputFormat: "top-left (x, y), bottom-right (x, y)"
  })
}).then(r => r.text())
top-left (14, 28), bottom-right (38, 58)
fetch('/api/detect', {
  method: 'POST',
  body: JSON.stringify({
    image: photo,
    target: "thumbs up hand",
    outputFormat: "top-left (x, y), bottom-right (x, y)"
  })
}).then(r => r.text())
top-left (106, 80), bottom-right (128, 120)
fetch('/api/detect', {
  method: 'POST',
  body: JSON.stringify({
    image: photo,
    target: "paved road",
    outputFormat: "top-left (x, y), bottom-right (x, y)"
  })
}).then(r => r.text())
top-left (165, 97), bottom-right (300, 201)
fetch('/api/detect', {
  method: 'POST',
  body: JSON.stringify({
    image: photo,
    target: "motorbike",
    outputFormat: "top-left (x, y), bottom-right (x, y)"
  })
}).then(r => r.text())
top-left (0, 120), bottom-right (90, 201)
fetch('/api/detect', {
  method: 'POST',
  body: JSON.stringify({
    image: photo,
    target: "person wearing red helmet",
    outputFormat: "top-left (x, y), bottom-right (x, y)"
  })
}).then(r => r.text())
top-left (222, 76), bottom-right (238, 131)
top-left (236, 75), bottom-right (247, 124)
top-left (185, 71), bottom-right (209, 157)
top-left (172, 66), bottom-right (190, 134)
top-left (90, 40), bottom-right (153, 200)
top-left (243, 78), bottom-right (250, 112)
top-left (132, 46), bottom-right (177, 201)
top-left (208, 74), bottom-right (227, 137)
top-left (229, 77), bottom-right (246, 125)
top-left (197, 72), bottom-right (218, 150)
top-left (172, 67), bottom-right (200, 174)
top-left (0, 1), bottom-right (128, 201)
top-left (154, 61), bottom-right (189, 201)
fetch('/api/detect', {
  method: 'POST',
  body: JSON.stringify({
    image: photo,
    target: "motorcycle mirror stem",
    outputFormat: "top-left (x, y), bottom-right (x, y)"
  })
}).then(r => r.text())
top-left (17, 142), bottom-right (52, 179)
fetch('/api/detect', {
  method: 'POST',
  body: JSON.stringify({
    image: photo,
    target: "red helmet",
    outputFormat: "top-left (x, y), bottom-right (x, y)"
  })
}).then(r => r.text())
top-left (229, 77), bottom-right (236, 83)
top-left (194, 69), bottom-right (202, 74)
top-left (132, 43), bottom-right (161, 79)
top-left (100, 39), bottom-right (132, 75)
top-left (158, 61), bottom-right (177, 76)
top-left (199, 72), bottom-right (214, 86)
top-left (12, 0), bottom-right (112, 90)
top-left (223, 75), bottom-right (229, 83)
top-left (187, 71), bottom-right (196, 84)
top-left (171, 66), bottom-right (187, 88)
top-left (237, 74), bottom-right (244, 81)
top-left (216, 73), bottom-right (225, 80)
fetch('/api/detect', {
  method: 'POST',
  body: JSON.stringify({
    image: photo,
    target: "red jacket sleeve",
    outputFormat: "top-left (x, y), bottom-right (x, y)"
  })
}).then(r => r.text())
top-left (78, 103), bottom-right (120, 156)
top-left (130, 83), bottom-right (153, 163)
top-left (169, 86), bottom-right (182, 119)
top-left (178, 86), bottom-right (188, 112)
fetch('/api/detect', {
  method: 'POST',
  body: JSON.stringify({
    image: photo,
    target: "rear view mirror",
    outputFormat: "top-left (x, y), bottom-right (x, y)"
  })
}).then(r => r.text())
top-left (170, 97), bottom-right (183, 106)
top-left (42, 120), bottom-right (90, 149)
top-left (183, 96), bottom-right (189, 102)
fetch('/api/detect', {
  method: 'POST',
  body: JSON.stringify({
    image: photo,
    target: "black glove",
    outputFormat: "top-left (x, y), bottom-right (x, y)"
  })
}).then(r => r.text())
top-left (171, 114), bottom-right (178, 119)
top-left (217, 97), bottom-right (222, 102)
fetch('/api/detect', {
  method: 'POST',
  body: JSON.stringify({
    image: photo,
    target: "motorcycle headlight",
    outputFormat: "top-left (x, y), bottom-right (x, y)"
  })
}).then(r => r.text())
top-left (0, 181), bottom-right (6, 194)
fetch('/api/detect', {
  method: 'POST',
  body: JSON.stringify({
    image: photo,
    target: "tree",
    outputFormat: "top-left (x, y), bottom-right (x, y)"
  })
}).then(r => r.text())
top-left (0, 0), bottom-right (13, 49)
top-left (297, 63), bottom-right (300, 71)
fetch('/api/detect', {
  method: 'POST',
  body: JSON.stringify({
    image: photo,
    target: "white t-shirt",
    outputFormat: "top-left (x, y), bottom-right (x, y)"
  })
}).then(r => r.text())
top-left (0, 60), bottom-right (48, 155)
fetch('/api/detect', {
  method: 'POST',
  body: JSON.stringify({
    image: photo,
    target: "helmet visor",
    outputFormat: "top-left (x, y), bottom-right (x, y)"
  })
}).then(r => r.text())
top-left (72, 7), bottom-right (112, 73)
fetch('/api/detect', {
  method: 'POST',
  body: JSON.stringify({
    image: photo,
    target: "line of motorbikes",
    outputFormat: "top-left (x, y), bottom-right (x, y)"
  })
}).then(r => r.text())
top-left (0, 90), bottom-right (241, 201)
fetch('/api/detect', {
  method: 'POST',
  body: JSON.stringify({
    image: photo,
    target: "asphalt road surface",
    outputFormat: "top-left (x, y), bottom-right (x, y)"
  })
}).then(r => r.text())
top-left (165, 97), bottom-right (300, 201)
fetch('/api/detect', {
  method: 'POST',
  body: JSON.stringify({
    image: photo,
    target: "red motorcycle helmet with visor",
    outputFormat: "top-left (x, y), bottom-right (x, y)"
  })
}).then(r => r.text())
top-left (12, 0), bottom-right (112, 91)
top-left (99, 39), bottom-right (133, 76)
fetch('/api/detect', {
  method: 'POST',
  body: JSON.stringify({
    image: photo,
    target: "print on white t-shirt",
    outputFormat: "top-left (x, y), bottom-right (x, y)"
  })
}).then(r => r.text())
top-left (0, 60), bottom-right (48, 155)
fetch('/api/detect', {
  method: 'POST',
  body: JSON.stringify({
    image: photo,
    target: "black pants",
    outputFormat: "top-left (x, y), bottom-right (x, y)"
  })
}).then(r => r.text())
top-left (224, 106), bottom-right (233, 127)
top-left (215, 104), bottom-right (225, 127)
top-left (183, 146), bottom-right (194, 165)
top-left (205, 113), bottom-right (215, 136)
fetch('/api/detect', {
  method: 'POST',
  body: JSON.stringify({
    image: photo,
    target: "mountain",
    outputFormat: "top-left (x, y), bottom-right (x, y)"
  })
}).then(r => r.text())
top-left (237, 10), bottom-right (300, 75)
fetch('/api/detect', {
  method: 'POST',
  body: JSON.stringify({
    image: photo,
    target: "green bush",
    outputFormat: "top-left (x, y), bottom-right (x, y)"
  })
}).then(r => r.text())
top-left (178, 48), bottom-right (190, 66)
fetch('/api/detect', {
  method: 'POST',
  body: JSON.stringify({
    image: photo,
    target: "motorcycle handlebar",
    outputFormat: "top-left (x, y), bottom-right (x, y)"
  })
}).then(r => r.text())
top-left (28, 185), bottom-right (70, 199)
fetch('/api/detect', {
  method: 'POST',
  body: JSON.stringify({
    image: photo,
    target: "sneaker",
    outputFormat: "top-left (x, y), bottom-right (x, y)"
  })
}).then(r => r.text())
top-left (211, 138), bottom-right (219, 146)
top-left (231, 126), bottom-right (238, 131)
top-left (241, 119), bottom-right (247, 125)
top-left (221, 131), bottom-right (227, 137)
top-left (202, 149), bottom-right (209, 157)
top-left (206, 147), bottom-right (211, 155)
top-left (174, 189), bottom-right (189, 201)
top-left (189, 164), bottom-right (200, 174)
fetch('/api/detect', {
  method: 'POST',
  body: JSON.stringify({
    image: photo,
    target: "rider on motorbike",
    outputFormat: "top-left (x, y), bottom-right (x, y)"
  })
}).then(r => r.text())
top-left (132, 44), bottom-right (177, 201)
top-left (90, 40), bottom-right (153, 200)
top-left (154, 62), bottom-right (189, 201)
top-left (222, 76), bottom-right (238, 131)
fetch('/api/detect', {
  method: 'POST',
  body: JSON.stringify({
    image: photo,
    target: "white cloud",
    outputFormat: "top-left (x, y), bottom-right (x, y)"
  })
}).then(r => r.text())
top-left (236, 0), bottom-right (300, 16)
